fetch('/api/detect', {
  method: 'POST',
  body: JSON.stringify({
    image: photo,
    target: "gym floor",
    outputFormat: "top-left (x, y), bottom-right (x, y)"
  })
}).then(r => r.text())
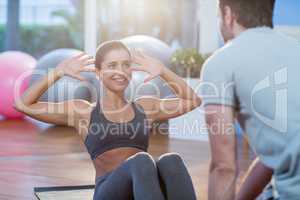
top-left (0, 118), bottom-right (253, 200)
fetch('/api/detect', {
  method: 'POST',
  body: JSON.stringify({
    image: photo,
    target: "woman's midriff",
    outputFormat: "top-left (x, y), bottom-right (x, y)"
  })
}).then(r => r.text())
top-left (92, 147), bottom-right (144, 178)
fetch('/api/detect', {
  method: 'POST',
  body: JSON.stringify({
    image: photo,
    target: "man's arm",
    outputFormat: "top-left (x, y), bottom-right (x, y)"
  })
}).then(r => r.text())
top-left (236, 158), bottom-right (273, 200)
top-left (205, 105), bottom-right (237, 200)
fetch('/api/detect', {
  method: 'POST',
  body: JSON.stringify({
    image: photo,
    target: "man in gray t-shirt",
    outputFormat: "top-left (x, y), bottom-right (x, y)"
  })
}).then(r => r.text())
top-left (200, 0), bottom-right (300, 199)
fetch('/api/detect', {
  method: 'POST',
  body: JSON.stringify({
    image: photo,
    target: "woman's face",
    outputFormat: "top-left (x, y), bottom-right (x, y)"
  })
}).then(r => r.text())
top-left (97, 48), bottom-right (132, 93)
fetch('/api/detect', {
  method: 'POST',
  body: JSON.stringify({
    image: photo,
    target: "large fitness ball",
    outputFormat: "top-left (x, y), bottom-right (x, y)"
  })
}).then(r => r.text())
top-left (30, 49), bottom-right (98, 102)
top-left (121, 35), bottom-right (175, 101)
top-left (0, 51), bottom-right (37, 119)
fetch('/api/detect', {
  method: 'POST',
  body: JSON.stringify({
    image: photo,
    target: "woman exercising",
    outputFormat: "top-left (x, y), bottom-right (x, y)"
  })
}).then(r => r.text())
top-left (14, 40), bottom-right (201, 200)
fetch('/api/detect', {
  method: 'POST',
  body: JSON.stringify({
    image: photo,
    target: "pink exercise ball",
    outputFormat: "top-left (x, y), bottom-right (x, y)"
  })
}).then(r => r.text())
top-left (0, 51), bottom-right (36, 119)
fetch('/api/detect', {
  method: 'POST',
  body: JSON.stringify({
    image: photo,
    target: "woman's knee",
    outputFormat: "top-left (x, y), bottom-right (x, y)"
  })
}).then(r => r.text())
top-left (157, 153), bottom-right (185, 172)
top-left (158, 153), bottom-right (184, 163)
top-left (127, 152), bottom-right (156, 171)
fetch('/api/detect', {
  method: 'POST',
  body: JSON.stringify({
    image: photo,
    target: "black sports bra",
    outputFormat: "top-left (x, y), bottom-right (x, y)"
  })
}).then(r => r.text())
top-left (84, 96), bottom-right (150, 160)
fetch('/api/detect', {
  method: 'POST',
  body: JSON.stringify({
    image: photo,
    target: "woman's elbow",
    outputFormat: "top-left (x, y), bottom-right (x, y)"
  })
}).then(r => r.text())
top-left (191, 96), bottom-right (202, 110)
top-left (13, 99), bottom-right (27, 113)
top-left (195, 96), bottom-right (202, 107)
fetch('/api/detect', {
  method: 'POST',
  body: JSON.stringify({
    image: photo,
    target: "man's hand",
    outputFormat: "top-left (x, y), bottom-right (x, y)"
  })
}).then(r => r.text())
top-left (236, 158), bottom-right (273, 200)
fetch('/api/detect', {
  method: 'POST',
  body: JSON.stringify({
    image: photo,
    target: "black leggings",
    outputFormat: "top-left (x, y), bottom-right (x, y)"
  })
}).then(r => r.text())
top-left (93, 152), bottom-right (197, 200)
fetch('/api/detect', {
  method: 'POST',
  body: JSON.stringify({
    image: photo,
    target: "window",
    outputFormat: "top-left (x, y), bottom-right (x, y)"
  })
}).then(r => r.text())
top-left (1, 0), bottom-right (84, 57)
top-left (96, 0), bottom-right (198, 50)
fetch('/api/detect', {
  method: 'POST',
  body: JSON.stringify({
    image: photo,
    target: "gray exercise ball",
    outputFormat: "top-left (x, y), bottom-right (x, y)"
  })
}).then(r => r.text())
top-left (121, 35), bottom-right (175, 101)
top-left (30, 48), bottom-right (99, 102)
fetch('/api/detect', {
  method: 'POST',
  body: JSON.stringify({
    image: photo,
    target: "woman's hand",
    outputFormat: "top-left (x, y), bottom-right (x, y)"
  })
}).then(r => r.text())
top-left (14, 52), bottom-right (95, 126)
top-left (130, 50), bottom-right (201, 122)
top-left (130, 50), bottom-right (165, 83)
top-left (56, 52), bottom-right (95, 81)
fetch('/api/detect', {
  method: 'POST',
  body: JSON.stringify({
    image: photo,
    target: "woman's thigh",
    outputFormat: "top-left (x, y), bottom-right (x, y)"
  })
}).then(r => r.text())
top-left (156, 153), bottom-right (197, 200)
top-left (93, 165), bottom-right (133, 200)
top-left (93, 152), bottom-right (158, 200)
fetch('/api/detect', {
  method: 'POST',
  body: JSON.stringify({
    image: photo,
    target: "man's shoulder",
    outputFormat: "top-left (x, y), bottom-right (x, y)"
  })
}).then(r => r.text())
top-left (201, 43), bottom-right (237, 77)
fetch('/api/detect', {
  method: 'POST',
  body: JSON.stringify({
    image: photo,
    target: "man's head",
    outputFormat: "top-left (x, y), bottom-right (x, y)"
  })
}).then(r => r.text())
top-left (218, 0), bottom-right (276, 42)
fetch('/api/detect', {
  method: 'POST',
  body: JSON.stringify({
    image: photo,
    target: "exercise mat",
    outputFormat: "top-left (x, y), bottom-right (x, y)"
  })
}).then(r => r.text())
top-left (34, 185), bottom-right (95, 200)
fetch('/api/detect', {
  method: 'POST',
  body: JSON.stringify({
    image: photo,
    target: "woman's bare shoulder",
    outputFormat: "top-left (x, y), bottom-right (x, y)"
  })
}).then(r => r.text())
top-left (72, 100), bottom-right (96, 138)
top-left (71, 99), bottom-right (95, 117)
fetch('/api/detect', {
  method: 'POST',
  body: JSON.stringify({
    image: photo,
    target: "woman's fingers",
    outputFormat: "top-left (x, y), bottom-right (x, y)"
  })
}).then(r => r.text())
top-left (132, 49), bottom-right (146, 57)
top-left (135, 50), bottom-right (145, 58)
top-left (131, 59), bottom-right (143, 66)
top-left (132, 49), bottom-right (152, 61)
top-left (83, 59), bottom-right (95, 66)
top-left (131, 50), bottom-right (155, 67)
top-left (74, 52), bottom-right (86, 59)
top-left (132, 54), bottom-right (147, 67)
top-left (73, 52), bottom-right (93, 62)
top-left (132, 50), bottom-right (146, 61)
top-left (79, 55), bottom-right (93, 62)
top-left (138, 51), bottom-right (149, 59)
top-left (144, 75), bottom-right (155, 83)
top-left (80, 54), bottom-right (93, 60)
top-left (80, 66), bottom-right (96, 72)
top-left (129, 66), bottom-right (147, 72)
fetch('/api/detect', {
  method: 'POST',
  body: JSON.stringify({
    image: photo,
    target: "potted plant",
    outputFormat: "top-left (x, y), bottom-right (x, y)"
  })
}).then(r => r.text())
top-left (170, 48), bottom-right (205, 78)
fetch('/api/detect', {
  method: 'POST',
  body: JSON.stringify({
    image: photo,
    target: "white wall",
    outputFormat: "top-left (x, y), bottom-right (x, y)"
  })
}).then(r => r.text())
top-left (168, 78), bottom-right (209, 141)
top-left (197, 0), bottom-right (220, 54)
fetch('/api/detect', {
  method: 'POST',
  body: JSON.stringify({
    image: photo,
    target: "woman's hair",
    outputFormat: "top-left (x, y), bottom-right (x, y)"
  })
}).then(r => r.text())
top-left (95, 40), bottom-right (131, 69)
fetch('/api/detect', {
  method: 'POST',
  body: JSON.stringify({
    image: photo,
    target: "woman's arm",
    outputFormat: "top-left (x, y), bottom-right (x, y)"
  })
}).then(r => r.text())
top-left (130, 51), bottom-right (201, 121)
top-left (236, 158), bottom-right (273, 200)
top-left (14, 53), bottom-right (95, 126)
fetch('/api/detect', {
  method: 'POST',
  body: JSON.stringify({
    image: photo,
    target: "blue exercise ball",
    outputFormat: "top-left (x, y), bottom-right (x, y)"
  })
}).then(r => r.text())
top-left (30, 48), bottom-right (99, 102)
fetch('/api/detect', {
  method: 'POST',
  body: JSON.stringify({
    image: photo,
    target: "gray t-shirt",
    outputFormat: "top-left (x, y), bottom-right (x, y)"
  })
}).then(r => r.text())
top-left (200, 27), bottom-right (300, 199)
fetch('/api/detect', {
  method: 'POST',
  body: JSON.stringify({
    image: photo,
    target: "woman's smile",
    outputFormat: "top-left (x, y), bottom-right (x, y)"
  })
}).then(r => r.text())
top-left (111, 74), bottom-right (128, 85)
